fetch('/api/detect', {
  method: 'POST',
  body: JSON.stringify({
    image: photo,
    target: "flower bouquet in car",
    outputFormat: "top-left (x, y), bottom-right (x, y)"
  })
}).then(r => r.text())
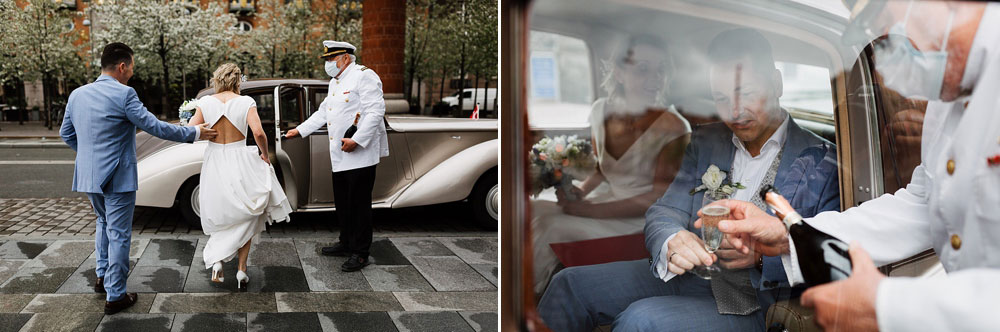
top-left (529, 135), bottom-right (596, 200)
top-left (178, 99), bottom-right (198, 126)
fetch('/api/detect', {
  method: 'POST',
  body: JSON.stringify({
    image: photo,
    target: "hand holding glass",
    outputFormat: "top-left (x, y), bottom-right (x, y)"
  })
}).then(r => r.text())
top-left (691, 198), bottom-right (730, 279)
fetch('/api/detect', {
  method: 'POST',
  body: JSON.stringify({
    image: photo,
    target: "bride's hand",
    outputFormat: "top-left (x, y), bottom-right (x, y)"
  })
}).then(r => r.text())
top-left (260, 152), bottom-right (270, 164)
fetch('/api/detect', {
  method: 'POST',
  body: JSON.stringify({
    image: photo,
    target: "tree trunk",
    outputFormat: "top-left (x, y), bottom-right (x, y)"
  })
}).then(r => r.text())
top-left (43, 72), bottom-right (52, 130)
top-left (473, 70), bottom-right (479, 112)
top-left (182, 69), bottom-right (187, 101)
top-left (439, 66), bottom-right (446, 114)
top-left (416, 77), bottom-right (423, 114)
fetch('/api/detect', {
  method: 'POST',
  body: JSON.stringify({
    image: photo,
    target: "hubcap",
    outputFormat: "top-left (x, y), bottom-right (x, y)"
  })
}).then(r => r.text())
top-left (486, 184), bottom-right (499, 221)
top-left (191, 184), bottom-right (201, 217)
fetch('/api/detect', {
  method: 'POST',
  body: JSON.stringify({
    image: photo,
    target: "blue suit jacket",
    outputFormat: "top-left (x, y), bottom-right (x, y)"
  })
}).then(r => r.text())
top-left (60, 75), bottom-right (197, 193)
top-left (645, 117), bottom-right (839, 291)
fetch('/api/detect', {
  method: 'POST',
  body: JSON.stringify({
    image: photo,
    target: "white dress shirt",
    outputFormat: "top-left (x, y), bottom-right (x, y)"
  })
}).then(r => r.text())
top-left (780, 5), bottom-right (1000, 331)
top-left (655, 115), bottom-right (790, 281)
top-left (296, 62), bottom-right (389, 172)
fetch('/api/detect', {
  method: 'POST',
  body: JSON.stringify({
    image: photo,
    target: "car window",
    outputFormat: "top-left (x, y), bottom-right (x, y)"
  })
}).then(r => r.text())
top-left (522, 0), bottom-right (848, 318)
top-left (528, 30), bottom-right (593, 128)
top-left (248, 91), bottom-right (275, 124)
top-left (279, 87), bottom-right (303, 131)
top-left (462, 91), bottom-right (473, 98)
top-left (308, 88), bottom-right (328, 117)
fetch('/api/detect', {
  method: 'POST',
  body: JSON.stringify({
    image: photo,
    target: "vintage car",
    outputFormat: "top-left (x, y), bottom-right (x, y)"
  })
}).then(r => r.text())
top-left (502, 0), bottom-right (959, 330)
top-left (134, 79), bottom-right (498, 227)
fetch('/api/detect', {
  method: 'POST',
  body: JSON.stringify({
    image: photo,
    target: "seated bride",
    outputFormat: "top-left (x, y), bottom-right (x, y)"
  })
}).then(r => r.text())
top-left (531, 35), bottom-right (691, 294)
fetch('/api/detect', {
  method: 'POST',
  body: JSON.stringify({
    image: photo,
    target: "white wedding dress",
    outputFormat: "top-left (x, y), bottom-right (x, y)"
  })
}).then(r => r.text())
top-left (197, 95), bottom-right (292, 269)
top-left (531, 100), bottom-right (690, 293)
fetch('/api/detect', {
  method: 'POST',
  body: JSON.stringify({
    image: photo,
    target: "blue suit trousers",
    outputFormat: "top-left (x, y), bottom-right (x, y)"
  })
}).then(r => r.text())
top-left (86, 191), bottom-right (135, 302)
top-left (538, 259), bottom-right (778, 332)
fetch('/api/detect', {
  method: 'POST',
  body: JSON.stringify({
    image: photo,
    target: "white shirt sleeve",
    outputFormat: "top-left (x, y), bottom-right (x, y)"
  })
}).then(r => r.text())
top-left (876, 269), bottom-right (1000, 332)
top-left (297, 98), bottom-right (329, 137)
top-left (780, 165), bottom-right (936, 286)
top-left (655, 233), bottom-right (679, 282)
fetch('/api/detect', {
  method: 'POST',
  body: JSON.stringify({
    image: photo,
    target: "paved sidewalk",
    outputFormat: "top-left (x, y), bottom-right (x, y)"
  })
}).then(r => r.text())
top-left (0, 122), bottom-right (62, 139)
top-left (0, 235), bottom-right (497, 331)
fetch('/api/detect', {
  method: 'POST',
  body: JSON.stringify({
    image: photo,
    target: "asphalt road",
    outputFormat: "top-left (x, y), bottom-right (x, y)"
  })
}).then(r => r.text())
top-left (0, 147), bottom-right (81, 198)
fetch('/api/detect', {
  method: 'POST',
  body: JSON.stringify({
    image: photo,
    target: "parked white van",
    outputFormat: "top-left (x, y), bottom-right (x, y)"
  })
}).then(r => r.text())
top-left (442, 88), bottom-right (497, 111)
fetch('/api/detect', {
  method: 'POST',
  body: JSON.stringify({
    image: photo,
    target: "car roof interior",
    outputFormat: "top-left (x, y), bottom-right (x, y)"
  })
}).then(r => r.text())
top-left (531, 0), bottom-right (851, 142)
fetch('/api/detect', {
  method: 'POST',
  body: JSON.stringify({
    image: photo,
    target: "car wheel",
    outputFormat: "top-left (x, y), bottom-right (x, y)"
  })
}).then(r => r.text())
top-left (470, 169), bottom-right (498, 227)
top-left (177, 176), bottom-right (202, 229)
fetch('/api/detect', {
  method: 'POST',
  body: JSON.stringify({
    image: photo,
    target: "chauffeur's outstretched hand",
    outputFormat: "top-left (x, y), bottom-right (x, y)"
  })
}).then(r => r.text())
top-left (800, 242), bottom-right (884, 332)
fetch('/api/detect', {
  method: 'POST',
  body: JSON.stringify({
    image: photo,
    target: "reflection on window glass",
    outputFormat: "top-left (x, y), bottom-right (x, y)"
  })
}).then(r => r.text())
top-left (777, 62), bottom-right (834, 115)
top-left (529, 31), bottom-right (593, 127)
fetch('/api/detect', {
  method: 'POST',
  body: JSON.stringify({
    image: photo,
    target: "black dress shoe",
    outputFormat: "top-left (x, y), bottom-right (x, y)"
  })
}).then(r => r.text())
top-left (104, 293), bottom-right (138, 315)
top-left (321, 242), bottom-right (350, 257)
top-left (94, 277), bottom-right (106, 293)
top-left (341, 254), bottom-right (370, 272)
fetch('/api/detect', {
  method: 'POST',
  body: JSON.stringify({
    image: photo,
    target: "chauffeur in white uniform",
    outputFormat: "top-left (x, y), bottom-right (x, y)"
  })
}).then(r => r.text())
top-left (285, 40), bottom-right (388, 272)
top-left (715, 1), bottom-right (1000, 331)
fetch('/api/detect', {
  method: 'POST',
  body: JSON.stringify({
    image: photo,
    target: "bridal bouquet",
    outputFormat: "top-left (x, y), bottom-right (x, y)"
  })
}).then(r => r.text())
top-left (529, 135), bottom-right (596, 199)
top-left (178, 99), bottom-right (198, 126)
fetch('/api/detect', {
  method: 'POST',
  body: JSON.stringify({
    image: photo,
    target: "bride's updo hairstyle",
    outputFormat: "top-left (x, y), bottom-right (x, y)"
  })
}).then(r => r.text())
top-left (211, 63), bottom-right (242, 94)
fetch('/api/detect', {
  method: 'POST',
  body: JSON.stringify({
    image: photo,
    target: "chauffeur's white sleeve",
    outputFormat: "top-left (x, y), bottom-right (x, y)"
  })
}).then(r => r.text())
top-left (297, 99), bottom-right (329, 137)
top-left (781, 164), bottom-right (936, 285)
top-left (876, 269), bottom-right (1000, 332)
top-left (350, 71), bottom-right (385, 149)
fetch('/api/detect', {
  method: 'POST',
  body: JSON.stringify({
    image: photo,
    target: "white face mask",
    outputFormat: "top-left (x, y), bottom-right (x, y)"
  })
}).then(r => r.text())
top-left (325, 59), bottom-right (342, 78)
top-left (872, 1), bottom-right (954, 100)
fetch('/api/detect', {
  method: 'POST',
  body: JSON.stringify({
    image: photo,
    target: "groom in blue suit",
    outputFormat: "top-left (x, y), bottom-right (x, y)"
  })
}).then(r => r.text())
top-left (60, 43), bottom-right (216, 314)
top-left (538, 29), bottom-right (840, 331)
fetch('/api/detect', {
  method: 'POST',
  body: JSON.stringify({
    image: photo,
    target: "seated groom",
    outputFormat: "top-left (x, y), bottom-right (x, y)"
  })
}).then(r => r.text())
top-left (537, 28), bottom-right (840, 332)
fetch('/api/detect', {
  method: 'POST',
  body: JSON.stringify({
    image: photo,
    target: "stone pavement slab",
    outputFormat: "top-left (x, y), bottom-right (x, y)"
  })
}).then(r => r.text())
top-left (247, 238), bottom-right (299, 267)
top-left (0, 294), bottom-right (34, 313)
top-left (0, 313), bottom-right (31, 332)
top-left (369, 238), bottom-right (411, 265)
top-left (149, 293), bottom-right (277, 313)
top-left (0, 260), bottom-right (26, 286)
top-left (317, 311), bottom-right (398, 332)
top-left (127, 266), bottom-right (190, 293)
top-left (389, 238), bottom-right (455, 257)
top-left (294, 240), bottom-right (371, 291)
top-left (57, 259), bottom-right (137, 294)
top-left (0, 266), bottom-right (75, 293)
top-left (470, 264), bottom-right (498, 287)
top-left (409, 256), bottom-right (494, 291)
top-left (89, 238), bottom-right (150, 260)
top-left (0, 241), bottom-right (48, 259)
top-left (247, 312), bottom-right (322, 331)
top-left (183, 259), bottom-right (240, 293)
top-left (390, 311), bottom-right (474, 332)
top-left (244, 266), bottom-right (310, 293)
top-left (22, 293), bottom-right (155, 313)
top-left (275, 292), bottom-right (403, 312)
top-left (460, 311), bottom-right (499, 332)
top-left (24, 240), bottom-right (93, 268)
top-left (137, 239), bottom-right (196, 267)
top-left (439, 238), bottom-right (498, 265)
top-left (393, 292), bottom-right (497, 312)
top-left (96, 313), bottom-right (174, 332)
top-left (361, 265), bottom-right (434, 292)
top-left (18, 312), bottom-right (104, 332)
top-left (170, 313), bottom-right (246, 332)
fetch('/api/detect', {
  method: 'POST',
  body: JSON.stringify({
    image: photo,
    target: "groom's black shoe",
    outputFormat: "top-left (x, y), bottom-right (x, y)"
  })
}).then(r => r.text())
top-left (94, 277), bottom-right (106, 293)
top-left (321, 242), bottom-right (350, 257)
top-left (341, 254), bottom-right (370, 272)
top-left (104, 293), bottom-right (138, 315)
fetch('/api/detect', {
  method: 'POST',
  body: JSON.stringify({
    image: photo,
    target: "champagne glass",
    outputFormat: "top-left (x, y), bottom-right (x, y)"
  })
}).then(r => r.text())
top-left (691, 192), bottom-right (729, 279)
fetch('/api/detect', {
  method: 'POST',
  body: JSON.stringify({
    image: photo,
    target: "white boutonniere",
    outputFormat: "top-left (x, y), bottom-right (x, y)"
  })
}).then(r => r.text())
top-left (689, 164), bottom-right (746, 196)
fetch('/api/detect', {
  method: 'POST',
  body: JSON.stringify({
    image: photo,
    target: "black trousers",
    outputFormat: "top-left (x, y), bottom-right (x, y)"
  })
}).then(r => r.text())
top-left (331, 164), bottom-right (377, 257)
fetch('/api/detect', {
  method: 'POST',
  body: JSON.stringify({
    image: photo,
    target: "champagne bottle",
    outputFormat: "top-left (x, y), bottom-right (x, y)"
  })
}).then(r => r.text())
top-left (344, 112), bottom-right (360, 139)
top-left (759, 185), bottom-right (852, 286)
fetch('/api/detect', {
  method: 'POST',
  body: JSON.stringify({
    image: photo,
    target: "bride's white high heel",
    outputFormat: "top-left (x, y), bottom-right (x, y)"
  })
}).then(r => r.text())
top-left (211, 262), bottom-right (224, 283)
top-left (236, 270), bottom-right (249, 291)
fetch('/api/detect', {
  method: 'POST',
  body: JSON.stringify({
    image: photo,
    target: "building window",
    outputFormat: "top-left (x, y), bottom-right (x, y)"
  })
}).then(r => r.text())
top-left (233, 21), bottom-right (253, 33)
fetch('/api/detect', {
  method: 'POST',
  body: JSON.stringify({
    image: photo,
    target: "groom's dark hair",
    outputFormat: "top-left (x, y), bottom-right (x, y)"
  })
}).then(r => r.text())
top-left (101, 43), bottom-right (134, 70)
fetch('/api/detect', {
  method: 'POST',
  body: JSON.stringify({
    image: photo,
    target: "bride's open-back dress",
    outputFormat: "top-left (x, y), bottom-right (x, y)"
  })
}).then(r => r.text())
top-left (198, 95), bottom-right (292, 269)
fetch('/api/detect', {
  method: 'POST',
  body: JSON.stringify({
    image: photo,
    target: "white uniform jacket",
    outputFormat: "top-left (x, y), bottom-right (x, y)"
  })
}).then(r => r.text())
top-left (297, 62), bottom-right (389, 172)
top-left (781, 5), bottom-right (1000, 331)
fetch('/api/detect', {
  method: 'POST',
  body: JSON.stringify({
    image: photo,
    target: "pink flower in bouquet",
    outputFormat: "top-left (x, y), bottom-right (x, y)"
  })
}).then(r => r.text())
top-left (554, 169), bottom-right (563, 180)
top-left (555, 144), bottom-right (564, 153)
top-left (562, 159), bottom-right (570, 167)
top-left (539, 153), bottom-right (548, 161)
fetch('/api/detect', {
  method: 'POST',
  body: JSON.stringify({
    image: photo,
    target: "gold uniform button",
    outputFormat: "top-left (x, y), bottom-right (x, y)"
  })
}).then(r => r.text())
top-left (951, 234), bottom-right (961, 250)
top-left (329, 136), bottom-right (333, 140)
top-left (946, 159), bottom-right (956, 175)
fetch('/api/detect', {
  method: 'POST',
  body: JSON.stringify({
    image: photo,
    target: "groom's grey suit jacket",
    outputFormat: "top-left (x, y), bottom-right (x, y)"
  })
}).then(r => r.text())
top-left (645, 117), bottom-right (840, 290)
